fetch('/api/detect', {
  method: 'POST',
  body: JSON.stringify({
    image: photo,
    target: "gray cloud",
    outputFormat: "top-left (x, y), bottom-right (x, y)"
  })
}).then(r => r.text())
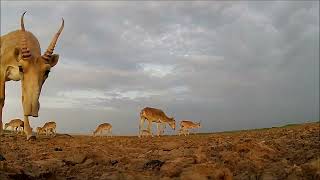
top-left (1, 1), bottom-right (318, 135)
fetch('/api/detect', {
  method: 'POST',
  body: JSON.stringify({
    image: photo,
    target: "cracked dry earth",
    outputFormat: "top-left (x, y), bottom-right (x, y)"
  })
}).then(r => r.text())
top-left (0, 122), bottom-right (319, 180)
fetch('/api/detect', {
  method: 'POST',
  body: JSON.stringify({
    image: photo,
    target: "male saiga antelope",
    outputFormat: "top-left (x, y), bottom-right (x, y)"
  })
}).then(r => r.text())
top-left (4, 118), bottom-right (24, 134)
top-left (179, 120), bottom-right (201, 136)
top-left (93, 123), bottom-right (112, 137)
top-left (0, 12), bottom-right (64, 139)
top-left (139, 107), bottom-right (175, 137)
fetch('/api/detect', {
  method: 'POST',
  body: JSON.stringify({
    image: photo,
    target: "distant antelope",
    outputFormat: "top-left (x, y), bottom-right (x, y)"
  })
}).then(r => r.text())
top-left (38, 121), bottom-right (56, 136)
top-left (93, 123), bottom-right (112, 137)
top-left (139, 107), bottom-right (176, 137)
top-left (179, 120), bottom-right (201, 136)
top-left (4, 119), bottom-right (24, 134)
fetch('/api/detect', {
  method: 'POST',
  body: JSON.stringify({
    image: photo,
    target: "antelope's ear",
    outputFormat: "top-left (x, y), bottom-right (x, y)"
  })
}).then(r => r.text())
top-left (48, 54), bottom-right (59, 67)
top-left (14, 48), bottom-right (21, 61)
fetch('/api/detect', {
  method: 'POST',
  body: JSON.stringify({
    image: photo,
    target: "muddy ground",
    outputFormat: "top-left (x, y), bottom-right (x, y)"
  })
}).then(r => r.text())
top-left (0, 122), bottom-right (319, 180)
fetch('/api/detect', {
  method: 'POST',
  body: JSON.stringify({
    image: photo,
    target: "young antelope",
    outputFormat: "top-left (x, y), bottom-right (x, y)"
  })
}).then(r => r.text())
top-left (4, 119), bottom-right (24, 134)
top-left (179, 120), bottom-right (201, 136)
top-left (40, 121), bottom-right (57, 136)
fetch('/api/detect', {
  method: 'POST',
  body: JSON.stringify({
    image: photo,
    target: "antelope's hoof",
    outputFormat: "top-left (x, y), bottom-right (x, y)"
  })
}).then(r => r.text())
top-left (27, 135), bottom-right (36, 141)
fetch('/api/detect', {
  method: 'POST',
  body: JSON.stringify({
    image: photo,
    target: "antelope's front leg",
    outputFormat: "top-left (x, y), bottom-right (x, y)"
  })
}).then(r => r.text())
top-left (156, 123), bottom-right (160, 137)
top-left (0, 99), bottom-right (3, 135)
top-left (23, 115), bottom-right (34, 140)
top-left (147, 120), bottom-right (152, 135)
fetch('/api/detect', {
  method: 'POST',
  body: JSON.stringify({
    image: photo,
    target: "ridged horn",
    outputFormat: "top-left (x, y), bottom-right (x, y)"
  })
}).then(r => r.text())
top-left (42, 18), bottom-right (64, 61)
top-left (20, 11), bottom-right (31, 60)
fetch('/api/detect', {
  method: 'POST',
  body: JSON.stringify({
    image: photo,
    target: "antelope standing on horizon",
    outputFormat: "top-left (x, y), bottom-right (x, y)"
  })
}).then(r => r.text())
top-left (4, 118), bottom-right (24, 134)
top-left (0, 12), bottom-right (64, 139)
top-left (179, 120), bottom-right (201, 136)
top-left (93, 123), bottom-right (112, 137)
top-left (139, 107), bottom-right (175, 137)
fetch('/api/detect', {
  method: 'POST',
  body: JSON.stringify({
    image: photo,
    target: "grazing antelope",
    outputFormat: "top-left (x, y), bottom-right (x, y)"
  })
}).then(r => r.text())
top-left (139, 107), bottom-right (175, 137)
top-left (39, 121), bottom-right (57, 136)
top-left (0, 12), bottom-right (64, 140)
top-left (140, 129), bottom-right (153, 137)
top-left (179, 120), bottom-right (201, 136)
top-left (4, 118), bottom-right (24, 134)
top-left (93, 123), bottom-right (112, 137)
top-left (36, 127), bottom-right (46, 135)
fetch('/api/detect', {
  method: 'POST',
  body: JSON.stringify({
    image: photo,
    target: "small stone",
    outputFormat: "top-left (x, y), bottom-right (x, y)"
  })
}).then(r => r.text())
top-left (110, 160), bottom-right (119, 166)
top-left (54, 147), bottom-right (63, 151)
top-left (0, 154), bottom-right (6, 161)
top-left (143, 160), bottom-right (164, 170)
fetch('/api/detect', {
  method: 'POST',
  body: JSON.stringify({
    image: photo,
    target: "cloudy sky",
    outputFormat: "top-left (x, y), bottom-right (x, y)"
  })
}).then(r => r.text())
top-left (1, 1), bottom-right (319, 135)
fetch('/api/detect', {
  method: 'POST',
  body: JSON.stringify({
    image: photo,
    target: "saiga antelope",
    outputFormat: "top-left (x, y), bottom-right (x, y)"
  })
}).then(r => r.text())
top-left (4, 118), bottom-right (24, 134)
top-left (37, 121), bottom-right (56, 136)
top-left (93, 123), bottom-right (112, 137)
top-left (179, 120), bottom-right (201, 136)
top-left (139, 107), bottom-right (175, 137)
top-left (0, 12), bottom-right (64, 139)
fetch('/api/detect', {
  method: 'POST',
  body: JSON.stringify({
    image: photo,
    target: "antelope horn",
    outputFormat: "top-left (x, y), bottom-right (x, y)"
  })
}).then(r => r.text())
top-left (20, 11), bottom-right (31, 60)
top-left (42, 18), bottom-right (64, 61)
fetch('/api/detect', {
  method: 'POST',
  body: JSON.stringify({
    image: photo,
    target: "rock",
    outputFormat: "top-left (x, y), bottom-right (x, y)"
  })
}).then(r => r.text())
top-left (161, 142), bottom-right (179, 151)
top-left (0, 154), bottom-right (5, 161)
top-left (160, 162), bottom-right (182, 177)
top-left (82, 158), bottom-right (95, 166)
top-left (54, 147), bottom-right (63, 151)
top-left (160, 157), bottom-right (195, 177)
top-left (32, 158), bottom-right (64, 175)
top-left (143, 160), bottom-right (164, 170)
top-left (110, 160), bottom-right (119, 166)
top-left (63, 153), bottom-right (87, 165)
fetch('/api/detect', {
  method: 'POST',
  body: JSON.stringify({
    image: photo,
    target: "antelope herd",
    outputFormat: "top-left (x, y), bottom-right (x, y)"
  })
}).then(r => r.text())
top-left (3, 107), bottom-right (201, 138)
top-left (1, 12), bottom-right (202, 140)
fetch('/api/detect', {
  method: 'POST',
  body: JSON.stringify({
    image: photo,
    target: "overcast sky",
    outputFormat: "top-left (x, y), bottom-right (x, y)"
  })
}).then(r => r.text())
top-left (1, 1), bottom-right (319, 135)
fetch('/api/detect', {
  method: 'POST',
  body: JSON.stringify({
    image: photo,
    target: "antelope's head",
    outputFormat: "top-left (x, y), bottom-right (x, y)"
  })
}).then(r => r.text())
top-left (197, 120), bottom-right (201, 128)
top-left (16, 12), bottom-right (64, 117)
top-left (168, 117), bottom-right (176, 130)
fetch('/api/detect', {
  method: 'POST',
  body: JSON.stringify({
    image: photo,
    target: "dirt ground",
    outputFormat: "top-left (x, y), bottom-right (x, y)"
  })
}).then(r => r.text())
top-left (0, 122), bottom-right (319, 180)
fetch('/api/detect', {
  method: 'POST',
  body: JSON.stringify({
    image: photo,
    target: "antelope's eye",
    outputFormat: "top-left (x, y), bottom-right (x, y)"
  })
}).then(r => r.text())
top-left (18, 66), bottom-right (23, 73)
top-left (44, 70), bottom-right (50, 76)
